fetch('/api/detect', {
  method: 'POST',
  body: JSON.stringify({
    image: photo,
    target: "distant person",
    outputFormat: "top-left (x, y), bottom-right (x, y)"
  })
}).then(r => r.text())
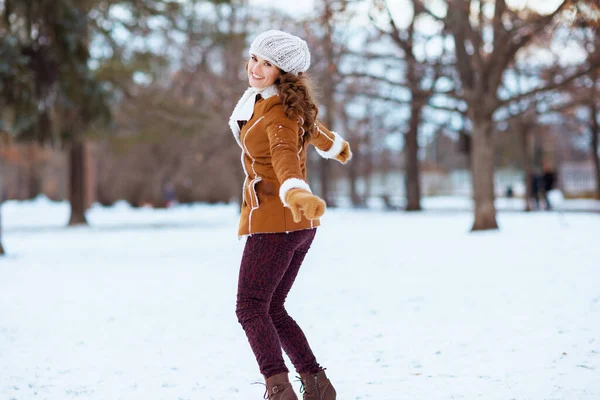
top-left (505, 185), bottom-right (514, 199)
top-left (542, 164), bottom-right (557, 210)
top-left (530, 171), bottom-right (542, 210)
top-left (230, 30), bottom-right (351, 399)
top-left (163, 183), bottom-right (177, 208)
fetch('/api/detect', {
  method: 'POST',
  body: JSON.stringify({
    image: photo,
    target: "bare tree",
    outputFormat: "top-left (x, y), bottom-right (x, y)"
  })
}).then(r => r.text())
top-left (500, 65), bottom-right (550, 212)
top-left (302, 1), bottom-right (347, 205)
top-left (437, 0), bottom-right (600, 230)
top-left (359, 0), bottom-right (456, 211)
top-left (337, 92), bottom-right (388, 207)
top-left (338, 96), bottom-right (365, 207)
top-left (577, 25), bottom-right (600, 199)
top-left (0, 169), bottom-right (4, 255)
top-left (555, 71), bottom-right (600, 200)
top-left (590, 72), bottom-right (600, 199)
top-left (95, 0), bottom-right (254, 206)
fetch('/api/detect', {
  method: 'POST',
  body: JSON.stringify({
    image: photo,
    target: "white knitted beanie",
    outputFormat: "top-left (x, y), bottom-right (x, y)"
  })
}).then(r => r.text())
top-left (249, 30), bottom-right (311, 75)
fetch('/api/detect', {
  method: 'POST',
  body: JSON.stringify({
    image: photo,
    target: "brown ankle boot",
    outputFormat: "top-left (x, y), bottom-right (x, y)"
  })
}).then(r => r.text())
top-left (264, 372), bottom-right (298, 400)
top-left (299, 369), bottom-right (336, 400)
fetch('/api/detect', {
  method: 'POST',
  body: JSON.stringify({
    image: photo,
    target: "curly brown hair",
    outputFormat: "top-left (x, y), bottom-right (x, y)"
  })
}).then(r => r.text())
top-left (275, 72), bottom-right (319, 144)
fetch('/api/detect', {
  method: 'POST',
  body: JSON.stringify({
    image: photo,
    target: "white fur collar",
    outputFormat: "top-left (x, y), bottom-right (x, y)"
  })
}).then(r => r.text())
top-left (229, 85), bottom-right (278, 147)
top-left (259, 85), bottom-right (278, 100)
top-left (230, 85), bottom-right (277, 123)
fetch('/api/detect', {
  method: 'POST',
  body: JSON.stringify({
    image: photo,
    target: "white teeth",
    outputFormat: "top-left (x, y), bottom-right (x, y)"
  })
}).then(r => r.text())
top-left (251, 73), bottom-right (264, 79)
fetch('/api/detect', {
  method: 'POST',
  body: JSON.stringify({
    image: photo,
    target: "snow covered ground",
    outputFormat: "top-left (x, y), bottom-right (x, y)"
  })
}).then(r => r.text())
top-left (1, 197), bottom-right (599, 400)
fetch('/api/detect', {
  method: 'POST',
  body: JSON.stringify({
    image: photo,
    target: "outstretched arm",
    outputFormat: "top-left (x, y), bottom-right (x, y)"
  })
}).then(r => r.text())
top-left (310, 121), bottom-right (352, 164)
top-left (265, 106), bottom-right (326, 222)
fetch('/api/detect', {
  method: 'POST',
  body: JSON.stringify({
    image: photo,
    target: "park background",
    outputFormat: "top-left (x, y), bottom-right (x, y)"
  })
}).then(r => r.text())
top-left (1, 1), bottom-right (600, 399)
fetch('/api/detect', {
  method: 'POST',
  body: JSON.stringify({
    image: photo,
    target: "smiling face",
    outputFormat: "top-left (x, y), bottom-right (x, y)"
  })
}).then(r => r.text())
top-left (247, 54), bottom-right (281, 89)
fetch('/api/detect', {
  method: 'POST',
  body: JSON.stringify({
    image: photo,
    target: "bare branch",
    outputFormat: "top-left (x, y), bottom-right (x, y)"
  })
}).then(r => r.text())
top-left (466, 0), bottom-right (485, 74)
top-left (344, 49), bottom-right (403, 62)
top-left (446, 0), bottom-right (475, 89)
top-left (341, 72), bottom-right (407, 87)
top-left (383, 0), bottom-right (413, 56)
top-left (421, 2), bottom-right (445, 21)
top-left (426, 102), bottom-right (468, 116)
top-left (489, 1), bottom-right (570, 92)
top-left (492, 0), bottom-right (508, 53)
top-left (339, 89), bottom-right (410, 105)
top-left (498, 64), bottom-right (600, 108)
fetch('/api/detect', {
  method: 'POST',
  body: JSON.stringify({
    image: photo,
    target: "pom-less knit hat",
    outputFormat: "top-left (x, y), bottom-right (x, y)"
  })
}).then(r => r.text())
top-left (249, 30), bottom-right (311, 75)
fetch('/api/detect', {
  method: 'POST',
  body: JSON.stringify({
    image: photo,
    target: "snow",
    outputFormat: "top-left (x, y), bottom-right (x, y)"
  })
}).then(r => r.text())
top-left (1, 197), bottom-right (599, 399)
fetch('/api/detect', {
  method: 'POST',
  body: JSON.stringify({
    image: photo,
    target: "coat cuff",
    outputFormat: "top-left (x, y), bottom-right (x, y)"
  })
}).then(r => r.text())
top-left (279, 178), bottom-right (312, 207)
top-left (315, 131), bottom-right (344, 159)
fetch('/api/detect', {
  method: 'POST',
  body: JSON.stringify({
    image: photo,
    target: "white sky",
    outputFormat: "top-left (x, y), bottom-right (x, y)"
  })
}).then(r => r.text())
top-left (249, 0), bottom-right (566, 21)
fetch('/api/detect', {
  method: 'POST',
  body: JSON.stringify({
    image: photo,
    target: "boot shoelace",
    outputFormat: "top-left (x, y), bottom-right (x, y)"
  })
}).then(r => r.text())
top-left (296, 375), bottom-right (322, 398)
top-left (296, 376), bottom-right (307, 394)
top-left (251, 381), bottom-right (269, 399)
top-left (252, 381), bottom-right (287, 399)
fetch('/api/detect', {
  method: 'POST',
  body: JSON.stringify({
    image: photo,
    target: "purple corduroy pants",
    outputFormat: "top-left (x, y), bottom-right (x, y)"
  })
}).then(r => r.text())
top-left (235, 228), bottom-right (321, 378)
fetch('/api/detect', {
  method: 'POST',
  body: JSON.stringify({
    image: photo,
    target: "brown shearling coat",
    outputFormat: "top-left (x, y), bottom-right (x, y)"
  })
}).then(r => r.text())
top-left (233, 90), bottom-right (345, 237)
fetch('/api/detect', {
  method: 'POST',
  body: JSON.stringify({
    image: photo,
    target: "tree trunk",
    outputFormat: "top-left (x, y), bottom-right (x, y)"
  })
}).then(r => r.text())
top-left (68, 140), bottom-right (88, 226)
top-left (339, 108), bottom-right (362, 207)
top-left (318, 1), bottom-right (336, 206)
top-left (591, 101), bottom-right (600, 200)
top-left (27, 144), bottom-right (40, 200)
top-left (519, 125), bottom-right (533, 212)
top-left (319, 158), bottom-right (332, 205)
top-left (364, 130), bottom-right (373, 201)
top-left (0, 202), bottom-right (4, 256)
top-left (404, 102), bottom-right (423, 211)
top-left (0, 166), bottom-right (5, 255)
top-left (348, 149), bottom-right (363, 207)
top-left (344, 134), bottom-right (362, 207)
top-left (470, 118), bottom-right (499, 230)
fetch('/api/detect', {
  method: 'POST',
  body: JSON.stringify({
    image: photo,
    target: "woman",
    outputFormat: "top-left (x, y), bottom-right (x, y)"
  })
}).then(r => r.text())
top-left (229, 30), bottom-right (352, 400)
